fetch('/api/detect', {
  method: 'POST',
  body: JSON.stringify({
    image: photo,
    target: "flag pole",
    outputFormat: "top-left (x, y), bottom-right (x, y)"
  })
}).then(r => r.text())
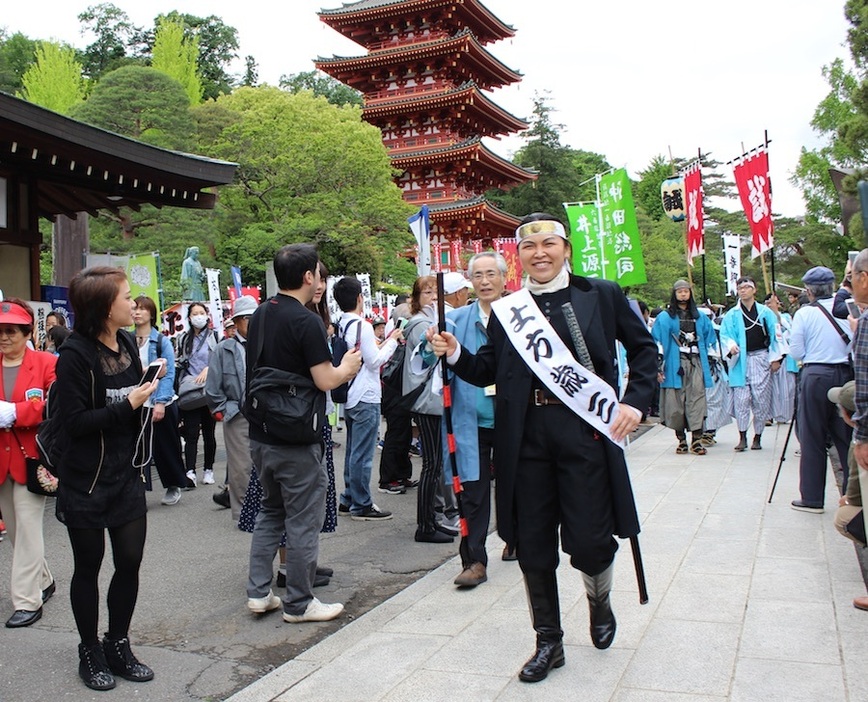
top-left (669, 147), bottom-right (693, 288)
top-left (765, 129), bottom-right (776, 294)
top-left (697, 148), bottom-right (707, 303)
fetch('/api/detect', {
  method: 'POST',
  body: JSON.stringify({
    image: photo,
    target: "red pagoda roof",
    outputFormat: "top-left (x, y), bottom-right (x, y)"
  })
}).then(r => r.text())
top-left (392, 137), bottom-right (535, 192)
top-left (319, 0), bottom-right (515, 48)
top-left (315, 29), bottom-right (521, 93)
top-left (427, 196), bottom-right (521, 239)
top-left (363, 81), bottom-right (528, 138)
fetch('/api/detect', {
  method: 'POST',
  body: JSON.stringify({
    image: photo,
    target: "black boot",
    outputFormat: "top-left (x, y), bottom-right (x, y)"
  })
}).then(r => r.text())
top-left (102, 635), bottom-right (154, 682)
top-left (734, 431), bottom-right (748, 452)
top-left (751, 433), bottom-right (762, 450)
top-left (582, 564), bottom-right (616, 650)
top-left (518, 571), bottom-right (565, 683)
top-left (78, 642), bottom-right (116, 691)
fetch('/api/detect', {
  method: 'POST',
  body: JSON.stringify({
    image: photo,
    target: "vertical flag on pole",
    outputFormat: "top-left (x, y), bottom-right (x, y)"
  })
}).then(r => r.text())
top-left (230, 266), bottom-right (243, 297)
top-left (599, 168), bottom-right (646, 287)
top-left (722, 233), bottom-right (742, 296)
top-left (408, 205), bottom-right (431, 276)
top-left (564, 202), bottom-right (603, 278)
top-left (126, 253), bottom-right (161, 319)
top-left (471, 240), bottom-right (483, 254)
top-left (683, 161), bottom-right (705, 265)
top-left (205, 268), bottom-right (224, 331)
top-left (732, 148), bottom-right (773, 258)
top-left (432, 242), bottom-right (442, 272)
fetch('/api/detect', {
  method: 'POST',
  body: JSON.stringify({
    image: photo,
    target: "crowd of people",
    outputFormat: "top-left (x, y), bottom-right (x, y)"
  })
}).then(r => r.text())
top-left (2, 216), bottom-right (867, 690)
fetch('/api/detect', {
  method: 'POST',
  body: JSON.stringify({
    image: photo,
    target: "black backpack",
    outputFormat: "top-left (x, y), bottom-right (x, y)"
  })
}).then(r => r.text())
top-left (330, 319), bottom-right (360, 404)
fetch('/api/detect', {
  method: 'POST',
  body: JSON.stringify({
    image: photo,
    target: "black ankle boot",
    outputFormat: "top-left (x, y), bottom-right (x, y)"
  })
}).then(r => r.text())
top-left (734, 431), bottom-right (748, 452)
top-left (519, 635), bottom-right (565, 683)
top-left (518, 571), bottom-right (564, 683)
top-left (102, 635), bottom-right (154, 682)
top-left (751, 433), bottom-right (762, 450)
top-left (78, 642), bottom-right (116, 691)
top-left (582, 565), bottom-right (617, 650)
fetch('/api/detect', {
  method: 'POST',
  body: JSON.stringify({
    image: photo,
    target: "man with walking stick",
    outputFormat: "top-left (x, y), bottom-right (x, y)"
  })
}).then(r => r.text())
top-left (428, 213), bottom-right (657, 683)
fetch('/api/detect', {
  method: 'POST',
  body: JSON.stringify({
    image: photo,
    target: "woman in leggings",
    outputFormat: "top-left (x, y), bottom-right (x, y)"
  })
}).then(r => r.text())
top-left (54, 267), bottom-right (159, 691)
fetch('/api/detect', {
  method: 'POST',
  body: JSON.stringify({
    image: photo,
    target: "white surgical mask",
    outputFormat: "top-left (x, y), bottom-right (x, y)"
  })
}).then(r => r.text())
top-left (190, 314), bottom-right (208, 330)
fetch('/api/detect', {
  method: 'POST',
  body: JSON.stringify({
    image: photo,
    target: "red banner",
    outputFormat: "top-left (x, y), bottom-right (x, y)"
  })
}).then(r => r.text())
top-left (471, 239), bottom-right (483, 254)
top-left (494, 239), bottom-right (521, 292)
top-left (683, 161), bottom-right (704, 265)
top-left (733, 148), bottom-right (773, 258)
top-left (450, 239), bottom-right (462, 270)
top-left (432, 243), bottom-right (442, 272)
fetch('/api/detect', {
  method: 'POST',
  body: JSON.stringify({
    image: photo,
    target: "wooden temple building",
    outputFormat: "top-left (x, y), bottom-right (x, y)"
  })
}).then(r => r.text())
top-left (315, 0), bottom-right (535, 270)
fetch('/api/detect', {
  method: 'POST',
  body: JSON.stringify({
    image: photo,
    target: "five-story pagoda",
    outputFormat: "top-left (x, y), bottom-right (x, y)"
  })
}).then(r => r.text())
top-left (315, 0), bottom-right (535, 269)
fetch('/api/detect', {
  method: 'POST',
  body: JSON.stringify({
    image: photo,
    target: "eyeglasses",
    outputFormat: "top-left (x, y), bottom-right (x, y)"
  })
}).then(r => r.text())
top-left (471, 271), bottom-right (501, 281)
top-left (0, 326), bottom-right (23, 338)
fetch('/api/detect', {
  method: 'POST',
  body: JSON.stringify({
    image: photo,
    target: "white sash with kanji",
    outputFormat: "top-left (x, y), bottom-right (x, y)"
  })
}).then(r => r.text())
top-left (491, 288), bottom-right (623, 448)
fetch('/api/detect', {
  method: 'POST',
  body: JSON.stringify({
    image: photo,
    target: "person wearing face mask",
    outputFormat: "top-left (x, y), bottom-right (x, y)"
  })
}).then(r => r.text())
top-left (428, 213), bottom-right (657, 683)
top-left (175, 303), bottom-right (219, 488)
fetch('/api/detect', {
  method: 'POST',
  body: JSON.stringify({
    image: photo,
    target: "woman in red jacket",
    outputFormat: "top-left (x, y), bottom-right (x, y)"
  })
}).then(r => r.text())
top-left (0, 298), bottom-right (57, 628)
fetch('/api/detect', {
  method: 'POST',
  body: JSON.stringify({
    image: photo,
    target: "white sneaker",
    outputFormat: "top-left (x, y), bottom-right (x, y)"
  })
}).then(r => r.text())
top-left (247, 589), bottom-right (281, 614)
top-left (161, 487), bottom-right (181, 505)
top-left (282, 598), bottom-right (344, 623)
top-left (185, 470), bottom-right (197, 489)
top-left (202, 469), bottom-right (215, 485)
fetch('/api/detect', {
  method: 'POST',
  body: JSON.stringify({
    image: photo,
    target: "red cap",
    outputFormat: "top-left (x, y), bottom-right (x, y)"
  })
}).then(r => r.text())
top-left (0, 302), bottom-right (33, 326)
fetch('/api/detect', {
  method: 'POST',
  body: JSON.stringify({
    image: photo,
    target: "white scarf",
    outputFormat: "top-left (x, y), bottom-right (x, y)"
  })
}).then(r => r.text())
top-left (524, 266), bottom-right (570, 295)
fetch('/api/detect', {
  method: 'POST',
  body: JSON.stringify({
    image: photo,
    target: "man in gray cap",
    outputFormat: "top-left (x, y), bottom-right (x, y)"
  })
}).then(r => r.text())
top-left (789, 266), bottom-right (853, 513)
top-left (651, 279), bottom-right (716, 454)
top-left (205, 295), bottom-right (259, 519)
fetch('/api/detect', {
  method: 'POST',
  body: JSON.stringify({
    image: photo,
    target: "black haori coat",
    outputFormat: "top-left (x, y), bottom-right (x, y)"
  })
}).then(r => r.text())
top-left (451, 275), bottom-right (658, 550)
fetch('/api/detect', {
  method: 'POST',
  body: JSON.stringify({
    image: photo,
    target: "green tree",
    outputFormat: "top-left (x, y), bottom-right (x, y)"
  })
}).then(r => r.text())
top-left (279, 70), bottom-right (363, 107)
top-left (19, 41), bottom-right (85, 114)
top-left (69, 65), bottom-right (194, 150)
top-left (151, 16), bottom-right (202, 104)
top-left (241, 55), bottom-right (258, 87)
top-left (77, 3), bottom-right (143, 79)
top-left (191, 87), bottom-right (416, 288)
top-left (137, 12), bottom-right (239, 100)
top-left (488, 94), bottom-right (602, 217)
top-left (0, 31), bottom-right (39, 94)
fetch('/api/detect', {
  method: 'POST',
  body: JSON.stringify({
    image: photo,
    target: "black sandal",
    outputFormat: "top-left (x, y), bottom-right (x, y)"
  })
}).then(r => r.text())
top-left (676, 441), bottom-right (689, 454)
top-left (690, 440), bottom-right (707, 455)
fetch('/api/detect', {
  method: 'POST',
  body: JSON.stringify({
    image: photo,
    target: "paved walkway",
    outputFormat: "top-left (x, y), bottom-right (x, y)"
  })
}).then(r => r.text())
top-left (228, 420), bottom-right (867, 702)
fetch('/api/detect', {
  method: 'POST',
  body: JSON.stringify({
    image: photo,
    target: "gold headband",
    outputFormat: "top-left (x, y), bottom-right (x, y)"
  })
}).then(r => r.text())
top-left (515, 220), bottom-right (567, 242)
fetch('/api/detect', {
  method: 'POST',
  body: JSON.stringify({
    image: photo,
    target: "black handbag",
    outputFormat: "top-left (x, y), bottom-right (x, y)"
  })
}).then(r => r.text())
top-left (845, 510), bottom-right (866, 546)
top-left (242, 299), bottom-right (325, 445)
top-left (12, 428), bottom-right (58, 497)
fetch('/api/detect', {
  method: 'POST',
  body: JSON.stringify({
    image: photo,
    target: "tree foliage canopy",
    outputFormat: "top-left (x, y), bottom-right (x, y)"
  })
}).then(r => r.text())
top-left (151, 16), bottom-right (202, 104)
top-left (19, 41), bottom-right (85, 114)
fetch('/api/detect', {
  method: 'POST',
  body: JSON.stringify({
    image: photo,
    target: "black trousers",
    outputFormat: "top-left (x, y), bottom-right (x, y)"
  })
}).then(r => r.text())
top-left (414, 413), bottom-right (442, 532)
top-left (458, 427), bottom-right (493, 568)
top-left (151, 402), bottom-right (187, 489)
top-left (180, 405), bottom-right (216, 473)
top-left (515, 404), bottom-right (617, 575)
top-left (378, 403), bottom-right (413, 485)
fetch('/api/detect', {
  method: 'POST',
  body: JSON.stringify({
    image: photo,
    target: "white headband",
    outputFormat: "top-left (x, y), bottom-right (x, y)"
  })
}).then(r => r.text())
top-left (515, 220), bottom-right (568, 242)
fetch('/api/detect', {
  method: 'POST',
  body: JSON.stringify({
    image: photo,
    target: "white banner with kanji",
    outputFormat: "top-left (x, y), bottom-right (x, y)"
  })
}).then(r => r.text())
top-left (723, 233), bottom-right (742, 296)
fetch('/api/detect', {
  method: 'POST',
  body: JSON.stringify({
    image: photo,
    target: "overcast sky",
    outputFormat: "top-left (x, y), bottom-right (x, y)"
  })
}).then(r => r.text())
top-left (2, 0), bottom-right (851, 217)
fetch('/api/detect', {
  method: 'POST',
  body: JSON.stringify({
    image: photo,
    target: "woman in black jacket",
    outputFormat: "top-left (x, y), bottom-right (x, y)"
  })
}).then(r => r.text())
top-left (55, 267), bottom-right (160, 692)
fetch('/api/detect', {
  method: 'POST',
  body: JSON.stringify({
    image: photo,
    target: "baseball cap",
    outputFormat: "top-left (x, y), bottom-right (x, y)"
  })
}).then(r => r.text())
top-left (828, 380), bottom-right (856, 413)
top-left (442, 272), bottom-right (473, 295)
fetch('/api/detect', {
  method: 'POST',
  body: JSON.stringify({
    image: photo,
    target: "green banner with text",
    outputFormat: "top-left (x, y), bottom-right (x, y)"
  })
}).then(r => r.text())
top-left (564, 202), bottom-right (604, 279)
top-left (599, 168), bottom-right (646, 287)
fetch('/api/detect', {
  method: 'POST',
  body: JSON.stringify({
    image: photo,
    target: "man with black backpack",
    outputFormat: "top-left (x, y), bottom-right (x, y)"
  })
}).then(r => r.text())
top-left (333, 277), bottom-right (402, 521)
top-left (244, 244), bottom-right (360, 624)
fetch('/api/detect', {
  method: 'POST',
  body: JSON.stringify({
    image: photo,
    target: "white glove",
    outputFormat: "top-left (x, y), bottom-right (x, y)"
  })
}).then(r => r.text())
top-left (0, 401), bottom-right (16, 428)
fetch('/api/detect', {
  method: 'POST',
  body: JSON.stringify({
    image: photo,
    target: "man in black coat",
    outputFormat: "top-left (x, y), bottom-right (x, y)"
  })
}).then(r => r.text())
top-left (430, 213), bottom-right (657, 683)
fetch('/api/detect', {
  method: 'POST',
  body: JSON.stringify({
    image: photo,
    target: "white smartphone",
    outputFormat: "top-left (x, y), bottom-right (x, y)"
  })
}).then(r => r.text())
top-left (847, 299), bottom-right (861, 319)
top-left (139, 360), bottom-right (162, 386)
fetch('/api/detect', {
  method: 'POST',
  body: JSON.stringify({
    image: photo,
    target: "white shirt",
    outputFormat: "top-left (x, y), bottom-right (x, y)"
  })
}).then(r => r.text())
top-left (789, 298), bottom-right (851, 364)
top-left (339, 313), bottom-right (398, 409)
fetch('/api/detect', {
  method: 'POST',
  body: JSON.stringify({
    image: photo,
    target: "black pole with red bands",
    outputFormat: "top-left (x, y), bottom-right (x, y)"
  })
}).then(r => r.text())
top-left (437, 272), bottom-right (468, 537)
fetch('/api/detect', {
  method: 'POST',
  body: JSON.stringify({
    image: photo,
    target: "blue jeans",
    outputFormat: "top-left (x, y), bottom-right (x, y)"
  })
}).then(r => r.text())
top-left (341, 401), bottom-right (380, 514)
